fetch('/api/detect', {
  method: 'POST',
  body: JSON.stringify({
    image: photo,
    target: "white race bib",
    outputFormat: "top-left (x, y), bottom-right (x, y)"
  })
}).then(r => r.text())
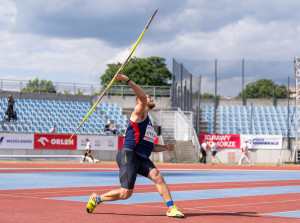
top-left (143, 124), bottom-right (157, 143)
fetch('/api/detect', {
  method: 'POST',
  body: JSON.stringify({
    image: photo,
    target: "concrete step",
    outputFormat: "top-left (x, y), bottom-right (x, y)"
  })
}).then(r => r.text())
top-left (162, 140), bottom-right (198, 163)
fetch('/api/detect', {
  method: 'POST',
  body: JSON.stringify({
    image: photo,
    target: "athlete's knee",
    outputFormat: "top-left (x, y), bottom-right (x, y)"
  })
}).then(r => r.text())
top-left (150, 170), bottom-right (164, 184)
top-left (120, 193), bottom-right (131, 200)
top-left (120, 189), bottom-right (133, 200)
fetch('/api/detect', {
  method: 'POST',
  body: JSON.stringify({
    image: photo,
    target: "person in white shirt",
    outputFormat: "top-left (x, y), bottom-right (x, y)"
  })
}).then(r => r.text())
top-left (49, 125), bottom-right (57, 134)
top-left (199, 139), bottom-right (208, 164)
top-left (210, 139), bottom-right (217, 165)
top-left (82, 139), bottom-right (94, 163)
top-left (238, 139), bottom-right (253, 166)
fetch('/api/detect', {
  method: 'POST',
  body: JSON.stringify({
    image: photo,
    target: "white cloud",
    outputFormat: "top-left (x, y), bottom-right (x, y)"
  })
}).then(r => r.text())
top-left (0, 29), bottom-right (121, 82)
top-left (143, 16), bottom-right (298, 61)
top-left (0, 0), bottom-right (16, 26)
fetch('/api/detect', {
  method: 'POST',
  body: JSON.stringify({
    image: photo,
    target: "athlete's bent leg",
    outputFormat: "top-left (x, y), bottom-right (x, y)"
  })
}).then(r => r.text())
top-left (86, 188), bottom-right (133, 213)
top-left (101, 188), bottom-right (133, 201)
top-left (148, 168), bottom-right (172, 202)
top-left (148, 168), bottom-right (184, 218)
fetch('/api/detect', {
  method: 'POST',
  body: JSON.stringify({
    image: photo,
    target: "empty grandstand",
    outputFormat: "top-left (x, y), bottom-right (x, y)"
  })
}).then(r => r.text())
top-left (202, 105), bottom-right (296, 137)
top-left (0, 98), bottom-right (127, 135)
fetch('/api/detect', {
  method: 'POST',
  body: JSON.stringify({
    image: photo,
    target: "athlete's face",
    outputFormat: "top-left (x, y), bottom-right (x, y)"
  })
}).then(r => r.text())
top-left (146, 94), bottom-right (155, 109)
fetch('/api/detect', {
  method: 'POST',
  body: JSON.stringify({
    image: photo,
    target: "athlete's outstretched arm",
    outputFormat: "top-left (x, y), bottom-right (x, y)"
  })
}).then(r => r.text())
top-left (153, 143), bottom-right (174, 152)
top-left (114, 73), bottom-right (147, 117)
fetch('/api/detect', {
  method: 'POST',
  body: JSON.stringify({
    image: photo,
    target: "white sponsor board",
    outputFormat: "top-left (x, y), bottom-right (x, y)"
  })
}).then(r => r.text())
top-left (77, 135), bottom-right (118, 151)
top-left (0, 133), bottom-right (34, 149)
top-left (241, 135), bottom-right (283, 150)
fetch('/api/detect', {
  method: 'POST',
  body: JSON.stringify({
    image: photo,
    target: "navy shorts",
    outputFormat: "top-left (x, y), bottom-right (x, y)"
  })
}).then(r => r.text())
top-left (116, 148), bottom-right (156, 189)
top-left (212, 151), bottom-right (217, 156)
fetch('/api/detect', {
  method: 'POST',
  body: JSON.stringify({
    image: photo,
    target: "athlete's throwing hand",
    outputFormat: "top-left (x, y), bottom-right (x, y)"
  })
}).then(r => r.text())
top-left (115, 73), bottom-right (130, 82)
top-left (166, 143), bottom-right (174, 151)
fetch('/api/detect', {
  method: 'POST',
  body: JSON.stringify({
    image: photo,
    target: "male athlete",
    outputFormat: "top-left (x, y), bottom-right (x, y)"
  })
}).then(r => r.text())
top-left (238, 139), bottom-right (253, 166)
top-left (86, 73), bottom-right (184, 218)
top-left (81, 138), bottom-right (94, 163)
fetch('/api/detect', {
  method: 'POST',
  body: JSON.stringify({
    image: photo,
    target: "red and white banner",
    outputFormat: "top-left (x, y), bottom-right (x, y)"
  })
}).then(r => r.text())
top-left (200, 134), bottom-right (240, 149)
top-left (34, 134), bottom-right (77, 150)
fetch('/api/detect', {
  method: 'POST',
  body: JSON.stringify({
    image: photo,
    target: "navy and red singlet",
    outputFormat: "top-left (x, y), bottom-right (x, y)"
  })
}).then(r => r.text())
top-left (122, 115), bottom-right (157, 158)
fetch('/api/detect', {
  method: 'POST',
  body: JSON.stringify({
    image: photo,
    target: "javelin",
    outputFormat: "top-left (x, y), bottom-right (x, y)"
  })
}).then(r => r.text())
top-left (66, 9), bottom-right (158, 145)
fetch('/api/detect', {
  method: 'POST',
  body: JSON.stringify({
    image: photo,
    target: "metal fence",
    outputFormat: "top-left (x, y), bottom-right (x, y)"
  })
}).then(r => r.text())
top-left (159, 108), bottom-right (193, 141)
top-left (172, 58), bottom-right (295, 103)
top-left (171, 58), bottom-right (296, 135)
top-left (0, 79), bottom-right (171, 98)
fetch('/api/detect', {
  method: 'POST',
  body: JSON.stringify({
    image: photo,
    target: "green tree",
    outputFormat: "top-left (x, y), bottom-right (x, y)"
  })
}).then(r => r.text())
top-left (23, 78), bottom-right (56, 93)
top-left (237, 79), bottom-right (287, 99)
top-left (100, 57), bottom-right (172, 86)
top-left (201, 93), bottom-right (221, 99)
top-left (191, 92), bottom-right (221, 99)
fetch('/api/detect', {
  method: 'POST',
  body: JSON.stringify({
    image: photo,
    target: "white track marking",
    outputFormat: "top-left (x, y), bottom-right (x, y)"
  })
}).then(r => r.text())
top-left (1, 167), bottom-right (299, 172)
top-left (127, 198), bottom-right (300, 212)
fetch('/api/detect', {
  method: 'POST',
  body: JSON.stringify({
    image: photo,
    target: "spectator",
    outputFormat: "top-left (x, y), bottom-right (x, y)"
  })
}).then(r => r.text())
top-left (238, 139), bottom-right (253, 166)
top-left (81, 138), bottom-right (94, 163)
top-left (199, 139), bottom-right (208, 165)
top-left (104, 122), bottom-right (120, 134)
top-left (49, 125), bottom-right (57, 134)
top-left (6, 94), bottom-right (16, 121)
top-left (210, 139), bottom-right (217, 165)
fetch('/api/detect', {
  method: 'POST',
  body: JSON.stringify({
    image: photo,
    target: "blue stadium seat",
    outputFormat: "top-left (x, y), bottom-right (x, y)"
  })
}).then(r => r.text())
top-left (95, 128), bottom-right (102, 134)
top-left (2, 124), bottom-right (9, 132)
top-left (290, 132), bottom-right (296, 137)
top-left (9, 125), bottom-right (16, 132)
top-left (28, 116), bottom-right (35, 122)
top-left (39, 122), bottom-right (46, 127)
top-left (63, 128), bottom-right (72, 134)
top-left (22, 126), bottom-right (29, 132)
top-left (88, 128), bottom-right (95, 134)
top-left (35, 116), bottom-right (41, 122)
top-left (32, 121), bottom-right (39, 127)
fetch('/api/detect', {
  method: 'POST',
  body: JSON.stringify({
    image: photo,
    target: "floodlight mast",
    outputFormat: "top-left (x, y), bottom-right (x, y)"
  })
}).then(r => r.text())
top-left (294, 57), bottom-right (300, 163)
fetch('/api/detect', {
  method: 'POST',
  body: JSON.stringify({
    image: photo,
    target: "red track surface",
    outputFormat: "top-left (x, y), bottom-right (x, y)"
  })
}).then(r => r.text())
top-left (1, 162), bottom-right (300, 222)
top-left (0, 162), bottom-right (300, 172)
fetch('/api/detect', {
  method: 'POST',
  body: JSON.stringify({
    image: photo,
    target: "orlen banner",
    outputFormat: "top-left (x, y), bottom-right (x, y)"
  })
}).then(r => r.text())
top-left (200, 134), bottom-right (240, 149)
top-left (34, 134), bottom-right (77, 150)
top-left (0, 133), bottom-right (34, 149)
top-left (241, 134), bottom-right (283, 150)
top-left (77, 135), bottom-right (118, 151)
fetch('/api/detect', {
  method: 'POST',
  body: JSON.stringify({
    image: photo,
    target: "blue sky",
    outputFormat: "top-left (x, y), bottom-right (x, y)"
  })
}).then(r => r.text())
top-left (0, 0), bottom-right (299, 85)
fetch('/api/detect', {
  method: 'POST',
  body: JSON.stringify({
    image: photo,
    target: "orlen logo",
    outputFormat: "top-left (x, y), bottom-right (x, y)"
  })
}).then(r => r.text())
top-left (37, 137), bottom-right (73, 146)
top-left (37, 137), bottom-right (49, 146)
top-left (50, 138), bottom-right (74, 145)
top-left (34, 134), bottom-right (76, 150)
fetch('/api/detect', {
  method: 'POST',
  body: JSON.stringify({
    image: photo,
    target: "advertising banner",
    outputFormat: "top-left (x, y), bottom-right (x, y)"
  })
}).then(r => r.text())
top-left (77, 135), bottom-right (118, 151)
top-left (34, 134), bottom-right (77, 150)
top-left (0, 133), bottom-right (34, 149)
top-left (200, 134), bottom-right (241, 149)
top-left (241, 135), bottom-right (283, 149)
